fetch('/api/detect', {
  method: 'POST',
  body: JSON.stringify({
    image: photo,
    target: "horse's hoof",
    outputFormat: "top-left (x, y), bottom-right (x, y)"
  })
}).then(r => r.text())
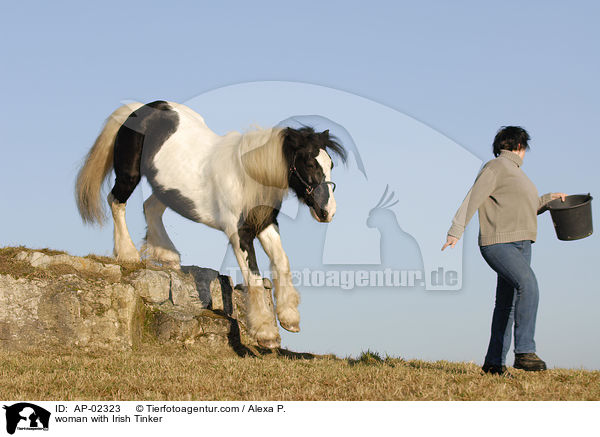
top-left (255, 326), bottom-right (281, 349)
top-left (257, 337), bottom-right (280, 349)
top-left (280, 322), bottom-right (300, 333)
top-left (277, 307), bottom-right (300, 333)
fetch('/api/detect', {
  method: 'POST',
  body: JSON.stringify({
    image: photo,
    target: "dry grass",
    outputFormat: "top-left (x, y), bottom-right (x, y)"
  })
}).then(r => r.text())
top-left (0, 246), bottom-right (160, 281)
top-left (0, 347), bottom-right (598, 401)
top-left (1, 247), bottom-right (598, 401)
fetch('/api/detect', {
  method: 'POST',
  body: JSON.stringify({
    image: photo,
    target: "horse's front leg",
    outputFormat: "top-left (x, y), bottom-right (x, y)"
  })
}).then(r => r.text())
top-left (258, 223), bottom-right (300, 333)
top-left (230, 230), bottom-right (280, 349)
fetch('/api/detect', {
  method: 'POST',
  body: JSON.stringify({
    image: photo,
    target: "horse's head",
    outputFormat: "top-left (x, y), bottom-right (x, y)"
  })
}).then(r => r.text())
top-left (282, 127), bottom-right (347, 222)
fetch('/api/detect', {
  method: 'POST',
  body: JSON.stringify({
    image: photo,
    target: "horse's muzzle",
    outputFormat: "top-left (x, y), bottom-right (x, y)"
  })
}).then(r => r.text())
top-left (310, 203), bottom-right (335, 223)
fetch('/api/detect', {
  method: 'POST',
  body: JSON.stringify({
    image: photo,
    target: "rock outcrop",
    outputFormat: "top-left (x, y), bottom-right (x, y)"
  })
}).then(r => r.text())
top-left (0, 248), bottom-right (274, 354)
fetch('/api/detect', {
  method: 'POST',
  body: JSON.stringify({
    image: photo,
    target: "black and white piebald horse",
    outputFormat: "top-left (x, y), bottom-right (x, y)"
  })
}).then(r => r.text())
top-left (75, 100), bottom-right (346, 348)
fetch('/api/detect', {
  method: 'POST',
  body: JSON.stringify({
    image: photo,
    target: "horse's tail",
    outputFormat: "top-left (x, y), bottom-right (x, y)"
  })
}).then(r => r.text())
top-left (75, 102), bottom-right (143, 225)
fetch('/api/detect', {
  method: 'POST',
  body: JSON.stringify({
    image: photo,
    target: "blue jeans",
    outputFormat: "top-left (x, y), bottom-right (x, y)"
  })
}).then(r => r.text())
top-left (479, 240), bottom-right (539, 366)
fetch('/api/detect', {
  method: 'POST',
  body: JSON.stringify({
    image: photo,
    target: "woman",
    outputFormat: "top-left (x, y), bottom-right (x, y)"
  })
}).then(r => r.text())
top-left (442, 126), bottom-right (565, 375)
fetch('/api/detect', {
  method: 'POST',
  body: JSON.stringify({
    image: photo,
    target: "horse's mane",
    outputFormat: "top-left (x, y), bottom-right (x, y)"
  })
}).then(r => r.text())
top-left (238, 127), bottom-right (288, 229)
top-left (240, 127), bottom-right (288, 190)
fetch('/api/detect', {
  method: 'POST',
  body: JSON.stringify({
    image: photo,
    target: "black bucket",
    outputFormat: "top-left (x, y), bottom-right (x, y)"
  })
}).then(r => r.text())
top-left (547, 193), bottom-right (593, 241)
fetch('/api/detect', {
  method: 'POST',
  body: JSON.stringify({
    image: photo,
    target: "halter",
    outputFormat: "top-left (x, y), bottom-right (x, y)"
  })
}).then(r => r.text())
top-left (289, 155), bottom-right (336, 196)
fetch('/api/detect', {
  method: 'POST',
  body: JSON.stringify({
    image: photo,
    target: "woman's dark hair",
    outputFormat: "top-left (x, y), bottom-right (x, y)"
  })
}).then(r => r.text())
top-left (492, 126), bottom-right (530, 157)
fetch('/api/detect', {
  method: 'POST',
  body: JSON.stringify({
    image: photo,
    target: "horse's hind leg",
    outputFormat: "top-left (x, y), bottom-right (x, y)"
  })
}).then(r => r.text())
top-left (109, 120), bottom-right (145, 263)
top-left (142, 194), bottom-right (181, 268)
top-left (109, 160), bottom-right (142, 262)
top-left (108, 192), bottom-right (140, 262)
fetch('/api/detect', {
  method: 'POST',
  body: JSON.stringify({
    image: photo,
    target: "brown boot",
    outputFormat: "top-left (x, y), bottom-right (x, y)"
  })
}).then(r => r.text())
top-left (514, 353), bottom-right (547, 371)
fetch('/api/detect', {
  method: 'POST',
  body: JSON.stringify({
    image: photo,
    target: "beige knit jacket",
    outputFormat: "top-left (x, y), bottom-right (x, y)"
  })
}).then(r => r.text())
top-left (448, 150), bottom-right (553, 246)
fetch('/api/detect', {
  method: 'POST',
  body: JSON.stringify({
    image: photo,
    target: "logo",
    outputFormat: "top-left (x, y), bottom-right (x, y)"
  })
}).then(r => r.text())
top-left (3, 403), bottom-right (50, 435)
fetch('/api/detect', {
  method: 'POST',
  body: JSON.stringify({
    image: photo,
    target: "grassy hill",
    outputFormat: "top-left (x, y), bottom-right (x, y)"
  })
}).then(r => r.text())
top-left (1, 246), bottom-right (598, 401)
top-left (1, 346), bottom-right (598, 401)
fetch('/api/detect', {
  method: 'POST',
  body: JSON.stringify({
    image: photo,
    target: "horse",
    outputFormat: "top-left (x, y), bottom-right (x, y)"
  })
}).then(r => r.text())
top-left (75, 100), bottom-right (346, 348)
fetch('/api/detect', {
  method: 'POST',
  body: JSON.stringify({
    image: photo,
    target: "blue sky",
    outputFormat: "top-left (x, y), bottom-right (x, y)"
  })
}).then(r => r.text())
top-left (1, 1), bottom-right (598, 369)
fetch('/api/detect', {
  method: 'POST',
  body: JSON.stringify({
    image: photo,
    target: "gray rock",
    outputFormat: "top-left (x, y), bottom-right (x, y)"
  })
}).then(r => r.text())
top-left (148, 303), bottom-right (232, 347)
top-left (0, 273), bottom-right (142, 350)
top-left (181, 266), bottom-right (224, 309)
top-left (169, 270), bottom-right (206, 310)
top-left (0, 249), bottom-right (278, 353)
top-left (128, 269), bottom-right (171, 304)
top-left (15, 251), bottom-right (121, 282)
